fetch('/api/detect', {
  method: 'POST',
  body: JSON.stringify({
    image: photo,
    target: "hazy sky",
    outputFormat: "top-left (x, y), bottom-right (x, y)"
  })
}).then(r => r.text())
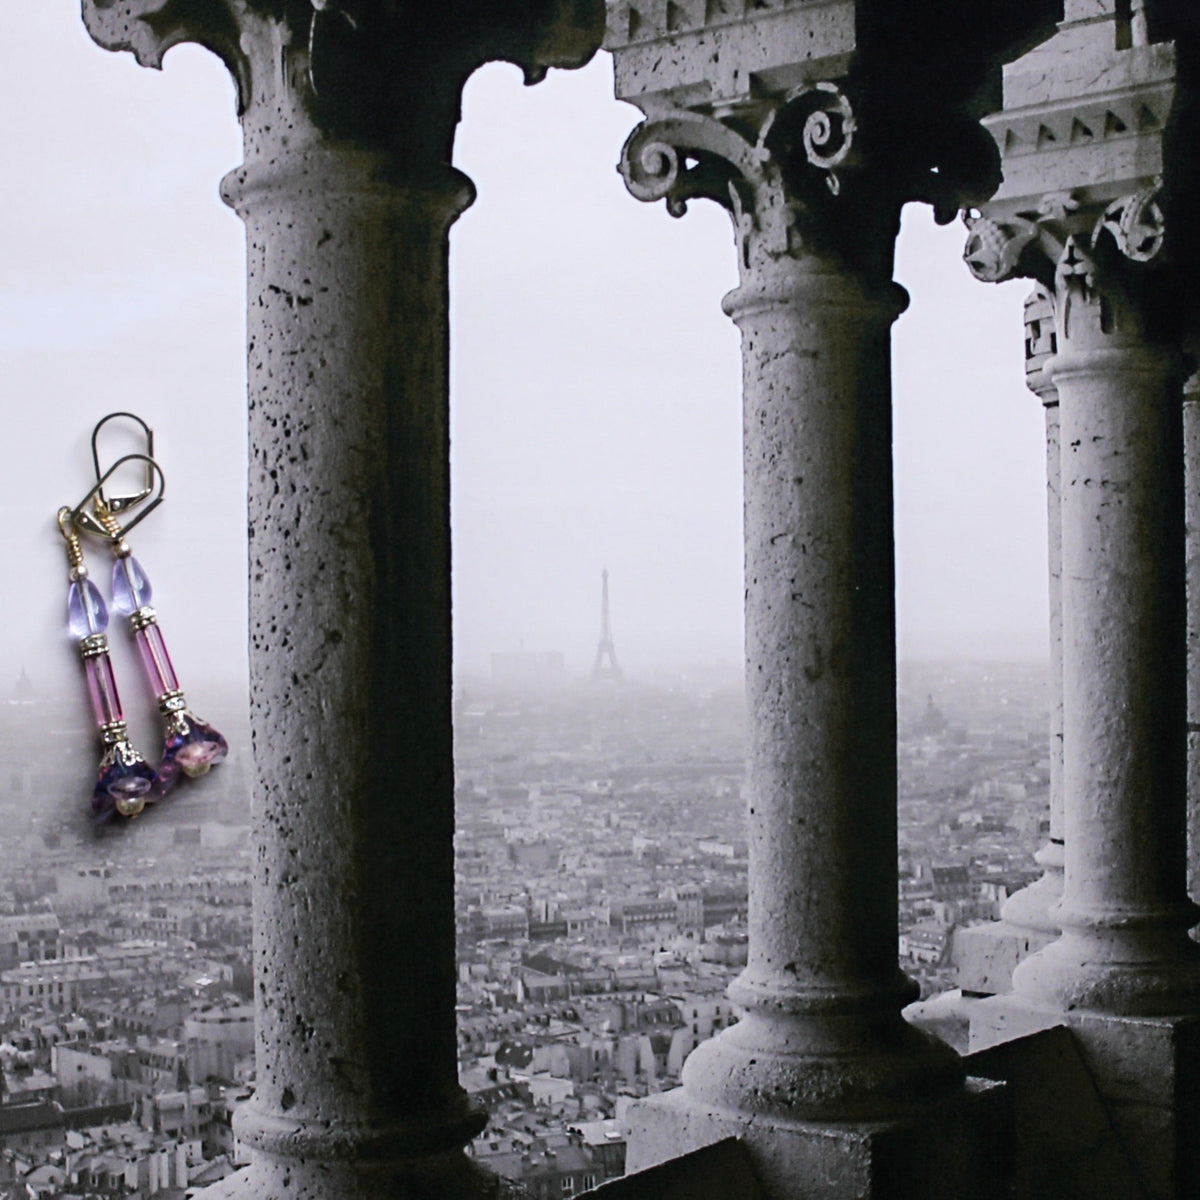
top-left (2, 5), bottom-right (1046, 708)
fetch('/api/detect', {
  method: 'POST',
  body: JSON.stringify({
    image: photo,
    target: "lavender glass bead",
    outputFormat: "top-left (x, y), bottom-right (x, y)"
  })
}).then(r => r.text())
top-left (67, 578), bottom-right (108, 637)
top-left (158, 712), bottom-right (229, 794)
top-left (111, 555), bottom-right (153, 616)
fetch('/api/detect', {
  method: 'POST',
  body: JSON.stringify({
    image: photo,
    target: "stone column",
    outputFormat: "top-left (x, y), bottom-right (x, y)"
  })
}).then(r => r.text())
top-left (1010, 245), bottom-right (1200, 1016)
top-left (946, 286), bottom-right (1065, 1003)
top-left (80, 4), bottom-right (601, 1198)
top-left (998, 285), bottom-right (1064, 937)
top-left (693, 242), bottom-right (961, 1121)
top-left (615, 90), bottom-right (1003, 1198)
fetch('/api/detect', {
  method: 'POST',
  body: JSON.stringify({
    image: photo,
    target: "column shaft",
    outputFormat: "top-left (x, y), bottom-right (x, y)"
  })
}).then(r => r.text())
top-left (215, 148), bottom-right (486, 1191)
top-left (1013, 342), bottom-right (1200, 1014)
top-left (1000, 392), bottom-right (1065, 932)
top-left (680, 256), bottom-right (960, 1119)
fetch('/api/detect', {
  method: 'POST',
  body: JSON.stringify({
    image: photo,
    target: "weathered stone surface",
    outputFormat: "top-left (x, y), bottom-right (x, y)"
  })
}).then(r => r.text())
top-left (618, 87), bottom-right (967, 1125)
top-left (588, 1138), bottom-right (766, 1199)
top-left (968, 1008), bottom-right (1200, 1199)
top-left (608, 0), bottom-right (1054, 1176)
top-left (962, 0), bottom-right (1200, 1021)
top-left (624, 1079), bottom-right (1007, 1200)
top-left (953, 922), bottom-right (1056, 998)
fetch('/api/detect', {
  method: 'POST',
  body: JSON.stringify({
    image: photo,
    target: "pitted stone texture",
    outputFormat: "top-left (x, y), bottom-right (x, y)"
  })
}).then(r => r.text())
top-left (960, 0), bottom-right (1200, 1022)
top-left (666, 255), bottom-right (962, 1123)
top-left (224, 151), bottom-right (489, 1166)
top-left (624, 1079), bottom-right (1006, 1200)
top-left (606, 0), bottom-right (856, 110)
top-left (968, 1005), bottom-right (1200, 1199)
top-left (1010, 340), bottom-right (1200, 1016)
top-left (82, 1), bottom-right (604, 153)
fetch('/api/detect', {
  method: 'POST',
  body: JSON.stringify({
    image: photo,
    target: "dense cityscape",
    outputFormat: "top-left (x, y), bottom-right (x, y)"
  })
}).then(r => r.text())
top-left (0, 658), bottom-right (1048, 1197)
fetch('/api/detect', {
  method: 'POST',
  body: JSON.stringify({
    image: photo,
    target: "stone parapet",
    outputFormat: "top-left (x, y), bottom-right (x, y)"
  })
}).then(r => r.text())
top-left (624, 1078), bottom-right (1007, 1200)
top-left (968, 1003), bottom-right (1200, 1199)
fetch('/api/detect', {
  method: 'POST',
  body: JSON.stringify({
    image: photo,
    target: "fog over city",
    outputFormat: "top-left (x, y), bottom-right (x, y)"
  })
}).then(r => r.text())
top-left (2, 4), bottom-right (1048, 719)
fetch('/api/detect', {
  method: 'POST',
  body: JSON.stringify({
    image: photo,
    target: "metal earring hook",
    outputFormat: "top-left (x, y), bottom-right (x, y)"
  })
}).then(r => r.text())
top-left (91, 412), bottom-right (156, 514)
top-left (70, 453), bottom-right (166, 541)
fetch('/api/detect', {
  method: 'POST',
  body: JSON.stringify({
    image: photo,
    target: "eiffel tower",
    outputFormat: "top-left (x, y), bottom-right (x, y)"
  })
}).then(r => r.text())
top-left (591, 567), bottom-right (623, 683)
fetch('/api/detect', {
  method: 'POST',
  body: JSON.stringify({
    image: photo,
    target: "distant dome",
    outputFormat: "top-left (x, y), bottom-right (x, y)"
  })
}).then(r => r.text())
top-left (914, 694), bottom-right (948, 738)
top-left (11, 668), bottom-right (35, 704)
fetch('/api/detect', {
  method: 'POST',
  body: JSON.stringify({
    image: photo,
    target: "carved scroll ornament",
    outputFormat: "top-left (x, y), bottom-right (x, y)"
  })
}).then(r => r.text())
top-left (619, 84), bottom-right (860, 271)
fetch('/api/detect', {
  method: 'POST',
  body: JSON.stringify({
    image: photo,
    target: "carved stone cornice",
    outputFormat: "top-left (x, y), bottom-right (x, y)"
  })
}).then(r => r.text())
top-left (961, 1), bottom-right (1188, 347)
top-left (82, 0), bottom-right (604, 157)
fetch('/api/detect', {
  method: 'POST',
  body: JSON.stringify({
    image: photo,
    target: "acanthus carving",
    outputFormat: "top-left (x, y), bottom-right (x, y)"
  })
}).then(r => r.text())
top-left (962, 181), bottom-right (1166, 285)
top-left (962, 214), bottom-right (1038, 283)
top-left (619, 79), bottom-right (1005, 282)
top-left (791, 82), bottom-right (856, 195)
top-left (1097, 186), bottom-right (1166, 264)
top-left (963, 183), bottom-right (1170, 353)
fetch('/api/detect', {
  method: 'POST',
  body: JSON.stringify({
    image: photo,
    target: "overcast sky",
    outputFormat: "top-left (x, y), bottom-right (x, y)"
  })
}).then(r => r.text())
top-left (2, 4), bottom-right (1046, 708)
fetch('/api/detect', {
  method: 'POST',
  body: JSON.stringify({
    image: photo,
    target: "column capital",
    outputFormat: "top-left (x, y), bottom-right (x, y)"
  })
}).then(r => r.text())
top-left (82, 0), bottom-right (604, 158)
top-left (609, 1), bottom-right (1064, 283)
top-left (960, 2), bottom-right (1199, 350)
top-left (619, 87), bottom-right (999, 285)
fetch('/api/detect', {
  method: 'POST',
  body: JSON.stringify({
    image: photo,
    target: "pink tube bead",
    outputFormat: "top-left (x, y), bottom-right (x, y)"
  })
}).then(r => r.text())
top-left (84, 652), bottom-right (124, 728)
top-left (135, 622), bottom-right (180, 699)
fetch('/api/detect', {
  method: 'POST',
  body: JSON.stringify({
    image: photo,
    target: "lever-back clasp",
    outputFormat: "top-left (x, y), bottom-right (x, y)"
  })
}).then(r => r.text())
top-left (91, 412), bottom-right (156, 515)
top-left (71, 453), bottom-right (166, 541)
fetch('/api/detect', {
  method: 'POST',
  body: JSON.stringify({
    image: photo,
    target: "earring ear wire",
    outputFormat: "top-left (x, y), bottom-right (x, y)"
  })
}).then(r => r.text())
top-left (91, 412), bottom-right (156, 515)
top-left (69, 452), bottom-right (165, 542)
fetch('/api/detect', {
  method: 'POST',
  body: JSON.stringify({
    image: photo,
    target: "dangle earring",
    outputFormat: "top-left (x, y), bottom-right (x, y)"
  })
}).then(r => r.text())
top-left (84, 429), bottom-right (229, 795)
top-left (57, 506), bottom-right (157, 821)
